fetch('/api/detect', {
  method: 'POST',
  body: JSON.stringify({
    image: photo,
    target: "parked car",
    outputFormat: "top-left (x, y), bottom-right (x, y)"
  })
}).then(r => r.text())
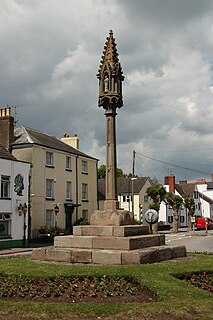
top-left (195, 217), bottom-right (213, 230)
top-left (196, 217), bottom-right (206, 230)
top-left (205, 217), bottom-right (213, 230)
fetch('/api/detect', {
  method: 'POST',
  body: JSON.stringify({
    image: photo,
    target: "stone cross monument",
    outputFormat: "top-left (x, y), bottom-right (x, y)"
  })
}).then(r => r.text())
top-left (97, 30), bottom-right (124, 211)
top-left (31, 31), bottom-right (187, 265)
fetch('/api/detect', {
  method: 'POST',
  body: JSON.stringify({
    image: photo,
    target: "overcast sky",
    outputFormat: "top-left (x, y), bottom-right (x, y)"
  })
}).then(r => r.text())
top-left (1, 0), bottom-right (213, 183)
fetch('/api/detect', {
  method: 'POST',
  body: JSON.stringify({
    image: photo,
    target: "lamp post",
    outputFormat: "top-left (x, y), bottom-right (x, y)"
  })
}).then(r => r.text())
top-left (52, 203), bottom-right (61, 228)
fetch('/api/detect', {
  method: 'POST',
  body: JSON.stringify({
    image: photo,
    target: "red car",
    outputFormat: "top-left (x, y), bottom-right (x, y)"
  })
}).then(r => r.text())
top-left (196, 217), bottom-right (213, 230)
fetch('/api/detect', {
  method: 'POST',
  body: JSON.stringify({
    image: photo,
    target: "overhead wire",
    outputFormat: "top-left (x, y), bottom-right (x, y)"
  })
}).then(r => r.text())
top-left (136, 152), bottom-right (212, 176)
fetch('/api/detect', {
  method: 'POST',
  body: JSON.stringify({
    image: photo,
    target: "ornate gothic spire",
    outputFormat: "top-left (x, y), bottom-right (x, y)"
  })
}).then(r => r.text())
top-left (97, 30), bottom-right (124, 110)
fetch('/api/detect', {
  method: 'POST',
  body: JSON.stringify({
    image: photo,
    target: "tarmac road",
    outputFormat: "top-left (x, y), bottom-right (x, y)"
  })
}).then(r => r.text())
top-left (165, 229), bottom-right (213, 253)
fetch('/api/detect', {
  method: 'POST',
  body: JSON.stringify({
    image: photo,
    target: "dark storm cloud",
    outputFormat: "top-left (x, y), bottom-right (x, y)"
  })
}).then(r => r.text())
top-left (1, 0), bottom-right (213, 182)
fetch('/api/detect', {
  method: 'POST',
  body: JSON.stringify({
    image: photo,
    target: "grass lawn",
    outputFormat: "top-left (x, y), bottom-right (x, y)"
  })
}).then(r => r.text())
top-left (0, 253), bottom-right (212, 320)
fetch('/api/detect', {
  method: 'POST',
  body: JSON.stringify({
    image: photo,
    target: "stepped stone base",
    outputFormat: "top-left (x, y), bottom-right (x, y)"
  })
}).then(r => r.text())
top-left (31, 245), bottom-right (186, 265)
top-left (31, 224), bottom-right (187, 265)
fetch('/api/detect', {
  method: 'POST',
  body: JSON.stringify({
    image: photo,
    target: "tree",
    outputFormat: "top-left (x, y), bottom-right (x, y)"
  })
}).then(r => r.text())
top-left (184, 196), bottom-right (195, 231)
top-left (97, 165), bottom-right (125, 179)
top-left (146, 182), bottom-right (167, 212)
top-left (165, 192), bottom-right (183, 233)
top-left (98, 165), bottom-right (106, 179)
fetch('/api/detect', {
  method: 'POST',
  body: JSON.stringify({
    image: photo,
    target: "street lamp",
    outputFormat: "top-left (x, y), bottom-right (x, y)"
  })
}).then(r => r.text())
top-left (52, 203), bottom-right (61, 228)
top-left (131, 177), bottom-right (137, 218)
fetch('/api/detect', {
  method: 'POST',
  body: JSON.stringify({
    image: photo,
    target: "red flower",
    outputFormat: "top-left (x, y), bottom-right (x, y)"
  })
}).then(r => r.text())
top-left (203, 272), bottom-right (206, 277)
top-left (34, 284), bottom-right (39, 289)
top-left (87, 273), bottom-right (91, 277)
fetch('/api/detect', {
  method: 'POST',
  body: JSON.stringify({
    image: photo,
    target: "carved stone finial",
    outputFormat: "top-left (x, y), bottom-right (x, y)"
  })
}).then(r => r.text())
top-left (97, 31), bottom-right (124, 110)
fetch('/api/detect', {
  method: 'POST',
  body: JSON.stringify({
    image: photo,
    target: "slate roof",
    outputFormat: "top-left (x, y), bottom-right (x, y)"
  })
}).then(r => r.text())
top-left (98, 177), bottom-right (152, 199)
top-left (0, 144), bottom-right (17, 161)
top-left (12, 127), bottom-right (98, 160)
top-left (175, 183), bottom-right (195, 198)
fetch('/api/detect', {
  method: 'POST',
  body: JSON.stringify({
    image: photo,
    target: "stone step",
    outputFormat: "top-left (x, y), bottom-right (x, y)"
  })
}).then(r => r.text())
top-left (73, 225), bottom-right (149, 237)
top-left (54, 234), bottom-right (165, 251)
top-left (31, 245), bottom-right (186, 265)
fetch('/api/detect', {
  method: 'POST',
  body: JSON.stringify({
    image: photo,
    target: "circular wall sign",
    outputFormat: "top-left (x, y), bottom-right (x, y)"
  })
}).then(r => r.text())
top-left (144, 209), bottom-right (159, 224)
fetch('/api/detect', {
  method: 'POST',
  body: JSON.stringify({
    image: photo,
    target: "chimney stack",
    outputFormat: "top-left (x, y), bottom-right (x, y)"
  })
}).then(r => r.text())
top-left (0, 106), bottom-right (14, 150)
top-left (61, 133), bottom-right (80, 149)
top-left (164, 174), bottom-right (175, 193)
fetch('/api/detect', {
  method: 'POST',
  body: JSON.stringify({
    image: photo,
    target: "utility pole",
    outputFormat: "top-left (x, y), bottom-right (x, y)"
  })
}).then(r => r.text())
top-left (131, 150), bottom-right (136, 217)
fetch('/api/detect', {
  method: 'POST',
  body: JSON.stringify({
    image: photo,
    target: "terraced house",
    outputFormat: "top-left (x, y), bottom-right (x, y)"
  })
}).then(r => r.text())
top-left (0, 107), bottom-right (98, 239)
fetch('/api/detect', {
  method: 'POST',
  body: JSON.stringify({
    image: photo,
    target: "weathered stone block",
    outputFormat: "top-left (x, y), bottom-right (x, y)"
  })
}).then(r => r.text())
top-left (31, 248), bottom-right (47, 261)
top-left (139, 249), bottom-right (158, 264)
top-left (92, 250), bottom-right (122, 265)
top-left (90, 209), bottom-right (133, 226)
top-left (92, 237), bottom-right (130, 250)
top-left (129, 235), bottom-right (164, 250)
top-left (113, 225), bottom-right (149, 237)
top-left (121, 251), bottom-right (141, 264)
top-left (171, 246), bottom-right (187, 258)
top-left (71, 249), bottom-right (92, 263)
top-left (46, 249), bottom-right (71, 262)
top-left (54, 236), bottom-right (93, 248)
top-left (73, 226), bottom-right (114, 237)
top-left (157, 247), bottom-right (173, 262)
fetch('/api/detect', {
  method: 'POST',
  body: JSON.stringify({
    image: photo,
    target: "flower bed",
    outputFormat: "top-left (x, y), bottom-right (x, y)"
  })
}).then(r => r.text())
top-left (0, 273), bottom-right (156, 303)
top-left (176, 271), bottom-right (213, 293)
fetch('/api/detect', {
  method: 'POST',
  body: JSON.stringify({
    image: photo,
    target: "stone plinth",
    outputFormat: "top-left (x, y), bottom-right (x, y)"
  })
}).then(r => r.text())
top-left (54, 234), bottom-right (165, 251)
top-left (31, 224), bottom-right (187, 265)
top-left (32, 245), bottom-right (186, 265)
top-left (90, 210), bottom-right (133, 226)
top-left (73, 225), bottom-right (149, 237)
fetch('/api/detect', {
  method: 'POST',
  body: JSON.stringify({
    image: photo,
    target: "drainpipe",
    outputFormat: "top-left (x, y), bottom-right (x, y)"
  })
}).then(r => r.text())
top-left (75, 155), bottom-right (79, 221)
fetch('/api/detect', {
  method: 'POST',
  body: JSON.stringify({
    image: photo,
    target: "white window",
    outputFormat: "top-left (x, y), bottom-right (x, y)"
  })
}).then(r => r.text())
top-left (0, 213), bottom-right (11, 238)
top-left (82, 183), bottom-right (88, 201)
top-left (1, 176), bottom-right (10, 198)
top-left (82, 210), bottom-right (88, 219)
top-left (66, 156), bottom-right (71, 170)
top-left (168, 216), bottom-right (173, 224)
top-left (46, 179), bottom-right (54, 198)
top-left (66, 181), bottom-right (72, 200)
top-left (46, 210), bottom-right (53, 226)
top-left (46, 151), bottom-right (54, 166)
top-left (123, 195), bottom-right (132, 202)
top-left (81, 160), bottom-right (88, 174)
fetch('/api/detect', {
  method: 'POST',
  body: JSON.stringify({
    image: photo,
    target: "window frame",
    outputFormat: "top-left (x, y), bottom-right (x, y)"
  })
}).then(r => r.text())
top-left (46, 179), bottom-right (54, 199)
top-left (1, 175), bottom-right (10, 199)
top-left (45, 209), bottom-right (54, 227)
top-left (82, 210), bottom-right (88, 220)
top-left (81, 160), bottom-right (88, 174)
top-left (46, 151), bottom-right (54, 167)
top-left (82, 183), bottom-right (88, 201)
top-left (66, 156), bottom-right (71, 171)
top-left (66, 181), bottom-right (72, 200)
top-left (0, 213), bottom-right (12, 238)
